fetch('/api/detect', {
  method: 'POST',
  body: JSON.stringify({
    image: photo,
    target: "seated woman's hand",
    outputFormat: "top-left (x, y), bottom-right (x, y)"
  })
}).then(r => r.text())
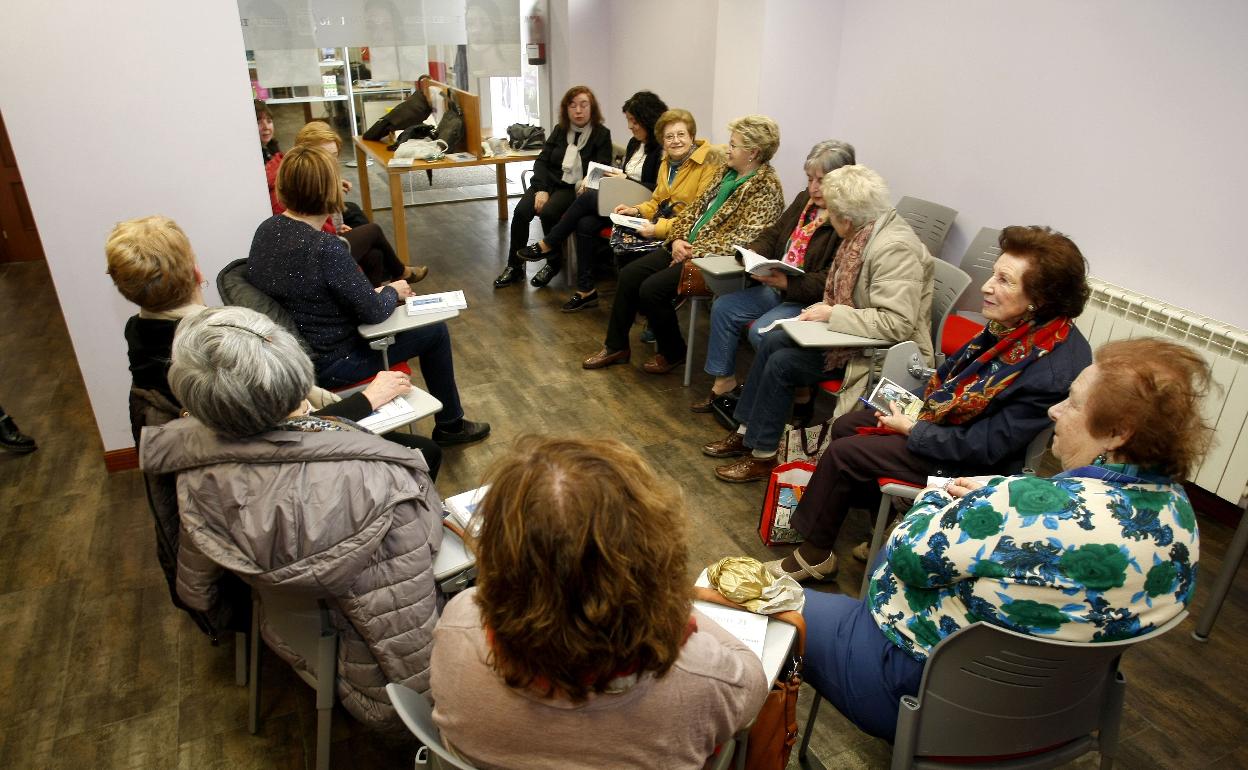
top-left (754, 269), bottom-right (789, 290)
top-left (614, 205), bottom-right (640, 216)
top-left (362, 370), bottom-right (413, 410)
top-left (637, 221), bottom-right (657, 238)
top-left (670, 239), bottom-right (694, 262)
top-left (875, 403), bottom-right (917, 436)
top-left (534, 191), bottom-right (550, 213)
top-left (797, 302), bottom-right (832, 322)
top-left (337, 224), bottom-right (352, 234)
top-left (945, 477), bottom-right (986, 499)
top-left (379, 279), bottom-right (413, 300)
top-left (340, 178), bottom-right (353, 193)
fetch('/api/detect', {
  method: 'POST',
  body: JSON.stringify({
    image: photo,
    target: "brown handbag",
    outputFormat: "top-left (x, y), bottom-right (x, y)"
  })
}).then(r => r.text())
top-left (676, 259), bottom-right (710, 297)
top-left (694, 589), bottom-right (807, 770)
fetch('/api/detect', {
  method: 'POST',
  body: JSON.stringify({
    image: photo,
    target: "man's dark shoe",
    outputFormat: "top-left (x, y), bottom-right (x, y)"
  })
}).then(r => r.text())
top-left (0, 414), bottom-right (36, 454)
top-left (432, 419), bottom-right (491, 446)
top-left (561, 290), bottom-right (599, 312)
top-left (530, 263), bottom-right (560, 287)
top-left (493, 265), bottom-right (524, 288)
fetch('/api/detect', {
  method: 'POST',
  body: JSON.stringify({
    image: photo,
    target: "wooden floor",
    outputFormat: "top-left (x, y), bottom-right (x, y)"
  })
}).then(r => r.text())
top-left (1, 198), bottom-right (1246, 769)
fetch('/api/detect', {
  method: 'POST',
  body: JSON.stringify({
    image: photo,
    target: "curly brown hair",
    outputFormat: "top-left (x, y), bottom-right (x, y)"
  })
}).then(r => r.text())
top-left (473, 435), bottom-right (691, 702)
top-left (999, 225), bottom-right (1091, 322)
top-left (1087, 338), bottom-right (1214, 479)
top-left (557, 85), bottom-right (603, 131)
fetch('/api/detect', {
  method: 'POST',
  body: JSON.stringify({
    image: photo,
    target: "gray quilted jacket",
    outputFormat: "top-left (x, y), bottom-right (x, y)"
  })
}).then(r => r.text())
top-left (139, 417), bottom-right (443, 730)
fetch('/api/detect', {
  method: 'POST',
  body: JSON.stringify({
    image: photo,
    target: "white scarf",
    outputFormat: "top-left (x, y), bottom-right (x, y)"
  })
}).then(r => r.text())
top-left (561, 126), bottom-right (592, 186)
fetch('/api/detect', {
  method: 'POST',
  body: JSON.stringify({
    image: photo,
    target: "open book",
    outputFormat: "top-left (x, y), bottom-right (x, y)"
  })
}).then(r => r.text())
top-left (583, 161), bottom-right (621, 190)
top-left (406, 290), bottom-right (467, 316)
top-left (863, 376), bottom-right (923, 418)
top-left (692, 600), bottom-right (768, 661)
top-left (443, 486), bottom-right (489, 537)
top-left (734, 245), bottom-right (805, 277)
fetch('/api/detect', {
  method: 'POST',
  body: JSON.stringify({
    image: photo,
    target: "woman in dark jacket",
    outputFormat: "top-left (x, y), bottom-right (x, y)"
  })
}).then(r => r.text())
top-left (494, 85), bottom-right (613, 290)
top-left (693, 140), bottom-right (856, 413)
top-left (515, 91), bottom-right (667, 308)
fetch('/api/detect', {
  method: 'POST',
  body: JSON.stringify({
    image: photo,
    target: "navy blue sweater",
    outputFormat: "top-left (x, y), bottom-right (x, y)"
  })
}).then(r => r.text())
top-left (247, 215), bottom-right (397, 365)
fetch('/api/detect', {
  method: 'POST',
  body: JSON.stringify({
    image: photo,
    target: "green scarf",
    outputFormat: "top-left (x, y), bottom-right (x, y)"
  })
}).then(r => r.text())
top-left (688, 169), bottom-right (754, 243)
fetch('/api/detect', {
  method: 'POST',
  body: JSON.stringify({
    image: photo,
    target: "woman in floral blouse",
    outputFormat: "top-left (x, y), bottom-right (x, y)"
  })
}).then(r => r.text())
top-left (801, 336), bottom-right (1212, 741)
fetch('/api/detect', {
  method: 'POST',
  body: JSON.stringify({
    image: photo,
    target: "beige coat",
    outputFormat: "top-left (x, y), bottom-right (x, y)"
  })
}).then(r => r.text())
top-left (140, 417), bottom-right (443, 731)
top-left (825, 208), bottom-right (935, 418)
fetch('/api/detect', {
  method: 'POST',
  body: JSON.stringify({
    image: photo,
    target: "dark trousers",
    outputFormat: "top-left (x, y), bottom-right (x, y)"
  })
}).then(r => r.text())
top-left (542, 190), bottom-right (610, 291)
top-left (604, 247), bottom-right (685, 361)
top-left (382, 431), bottom-right (442, 481)
top-left (790, 410), bottom-right (933, 548)
top-left (314, 321), bottom-right (465, 428)
top-left (733, 330), bottom-right (829, 453)
top-left (343, 223), bottom-right (404, 286)
top-left (507, 186), bottom-right (576, 269)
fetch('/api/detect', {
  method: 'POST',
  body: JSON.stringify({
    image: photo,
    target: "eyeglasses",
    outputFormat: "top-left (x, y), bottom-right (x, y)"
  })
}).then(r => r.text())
top-left (663, 131), bottom-right (690, 142)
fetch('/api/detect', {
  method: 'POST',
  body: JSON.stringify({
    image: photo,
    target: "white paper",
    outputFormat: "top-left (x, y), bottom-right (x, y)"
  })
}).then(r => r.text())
top-left (694, 602), bottom-right (768, 661)
top-left (756, 317), bottom-right (794, 335)
top-left (356, 395), bottom-right (417, 432)
top-left (583, 161), bottom-right (620, 190)
top-left (609, 213), bottom-right (648, 230)
top-left (406, 290), bottom-right (468, 315)
top-left (388, 157), bottom-right (416, 167)
top-left (444, 485), bottom-right (489, 536)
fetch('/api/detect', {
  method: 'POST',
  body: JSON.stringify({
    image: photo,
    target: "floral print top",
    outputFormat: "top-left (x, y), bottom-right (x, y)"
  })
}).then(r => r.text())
top-left (867, 465), bottom-right (1199, 661)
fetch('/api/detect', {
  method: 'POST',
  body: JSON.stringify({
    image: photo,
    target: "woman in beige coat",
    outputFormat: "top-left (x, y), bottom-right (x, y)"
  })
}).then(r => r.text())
top-left (139, 306), bottom-right (443, 731)
top-left (702, 164), bottom-right (934, 483)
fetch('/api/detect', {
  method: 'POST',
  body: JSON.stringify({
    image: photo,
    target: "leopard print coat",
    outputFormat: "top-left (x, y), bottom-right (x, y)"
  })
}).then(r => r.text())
top-left (665, 164), bottom-right (785, 257)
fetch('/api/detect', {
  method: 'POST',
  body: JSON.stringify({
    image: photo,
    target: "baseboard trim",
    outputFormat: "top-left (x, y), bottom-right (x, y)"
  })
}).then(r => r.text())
top-left (104, 447), bottom-right (138, 473)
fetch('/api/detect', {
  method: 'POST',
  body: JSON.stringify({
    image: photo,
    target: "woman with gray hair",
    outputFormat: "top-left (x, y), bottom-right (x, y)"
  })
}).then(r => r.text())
top-left (702, 164), bottom-right (935, 484)
top-left (139, 306), bottom-right (445, 730)
top-left (692, 140), bottom-right (856, 416)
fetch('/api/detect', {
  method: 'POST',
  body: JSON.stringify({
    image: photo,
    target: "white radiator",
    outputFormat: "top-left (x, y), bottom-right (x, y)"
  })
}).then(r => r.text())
top-left (1075, 278), bottom-right (1248, 505)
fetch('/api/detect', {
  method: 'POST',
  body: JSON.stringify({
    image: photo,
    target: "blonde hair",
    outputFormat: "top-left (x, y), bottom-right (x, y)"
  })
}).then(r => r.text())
top-left (276, 144), bottom-right (343, 216)
top-left (726, 114), bottom-right (780, 164)
top-left (294, 120), bottom-right (341, 153)
top-left (105, 215), bottom-right (198, 312)
top-left (821, 164), bottom-right (892, 228)
top-left (655, 109), bottom-right (697, 143)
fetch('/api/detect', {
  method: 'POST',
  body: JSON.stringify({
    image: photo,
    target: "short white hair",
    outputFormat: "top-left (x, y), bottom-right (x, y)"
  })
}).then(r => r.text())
top-left (803, 140), bottom-right (856, 177)
top-left (169, 306), bottom-right (313, 439)
top-left (821, 165), bottom-right (892, 228)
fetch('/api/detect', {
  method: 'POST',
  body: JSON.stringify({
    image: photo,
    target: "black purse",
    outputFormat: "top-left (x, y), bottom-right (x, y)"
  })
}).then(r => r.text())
top-left (506, 123), bottom-right (546, 150)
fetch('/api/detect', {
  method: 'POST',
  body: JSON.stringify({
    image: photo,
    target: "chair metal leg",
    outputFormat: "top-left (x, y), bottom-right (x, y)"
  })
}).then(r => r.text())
top-left (797, 693), bottom-right (822, 766)
top-left (234, 631), bottom-right (248, 687)
top-left (684, 297), bottom-right (702, 387)
top-left (314, 607), bottom-right (338, 770)
top-left (248, 594), bottom-right (261, 734)
top-left (861, 495), bottom-right (895, 599)
top-left (734, 730), bottom-right (748, 770)
top-left (1097, 669), bottom-right (1126, 770)
top-left (1193, 505), bottom-right (1248, 641)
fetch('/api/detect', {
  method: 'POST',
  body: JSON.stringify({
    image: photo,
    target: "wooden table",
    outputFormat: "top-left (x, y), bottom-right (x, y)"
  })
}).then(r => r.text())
top-left (352, 137), bottom-right (540, 266)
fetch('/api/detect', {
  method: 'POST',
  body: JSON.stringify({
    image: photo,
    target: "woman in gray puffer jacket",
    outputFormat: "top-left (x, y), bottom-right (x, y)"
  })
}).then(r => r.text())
top-left (139, 306), bottom-right (443, 730)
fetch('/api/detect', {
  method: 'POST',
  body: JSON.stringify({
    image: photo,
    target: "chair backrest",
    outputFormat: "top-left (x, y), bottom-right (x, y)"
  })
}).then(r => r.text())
top-left (255, 589), bottom-right (338, 686)
top-left (1021, 424), bottom-right (1055, 476)
top-left (598, 175), bottom-right (651, 215)
top-left (894, 612), bottom-right (1188, 767)
top-left (954, 226), bottom-right (1003, 314)
top-left (216, 258), bottom-right (308, 349)
top-left (928, 260), bottom-right (972, 348)
top-left (896, 196), bottom-right (957, 259)
top-left (386, 683), bottom-right (480, 770)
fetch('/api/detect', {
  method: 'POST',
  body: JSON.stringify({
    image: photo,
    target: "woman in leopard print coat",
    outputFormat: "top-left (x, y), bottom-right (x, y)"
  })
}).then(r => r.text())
top-left (582, 114), bottom-right (786, 375)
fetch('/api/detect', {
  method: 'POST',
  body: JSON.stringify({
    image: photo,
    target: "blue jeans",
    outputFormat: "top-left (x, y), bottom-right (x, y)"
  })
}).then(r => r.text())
top-left (315, 321), bottom-right (465, 427)
top-left (732, 329), bottom-right (828, 452)
top-left (704, 286), bottom-right (802, 377)
top-left (801, 590), bottom-right (925, 742)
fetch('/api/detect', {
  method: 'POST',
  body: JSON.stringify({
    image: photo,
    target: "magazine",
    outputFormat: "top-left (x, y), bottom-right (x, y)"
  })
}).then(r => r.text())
top-left (406, 290), bottom-right (467, 316)
top-left (734, 245), bottom-right (805, 277)
top-left (863, 376), bottom-right (923, 418)
top-left (583, 161), bottom-right (621, 190)
top-left (443, 486), bottom-right (489, 537)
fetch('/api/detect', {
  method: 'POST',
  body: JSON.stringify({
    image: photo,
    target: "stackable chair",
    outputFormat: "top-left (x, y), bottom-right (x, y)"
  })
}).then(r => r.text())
top-left (564, 174), bottom-right (653, 288)
top-left (248, 589), bottom-right (339, 770)
top-left (895, 196), bottom-right (957, 259)
top-left (798, 611), bottom-right (1188, 770)
top-left (934, 226), bottom-right (1003, 364)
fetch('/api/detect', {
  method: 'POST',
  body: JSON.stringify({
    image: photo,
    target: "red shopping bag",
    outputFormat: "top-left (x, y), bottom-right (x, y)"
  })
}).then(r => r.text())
top-left (758, 460), bottom-right (815, 546)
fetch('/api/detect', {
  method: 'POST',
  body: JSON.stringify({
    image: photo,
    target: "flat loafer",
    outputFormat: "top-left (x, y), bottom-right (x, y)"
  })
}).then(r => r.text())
top-left (642, 354), bottom-right (683, 374)
top-left (714, 455), bottom-right (777, 483)
top-left (582, 348), bottom-right (629, 369)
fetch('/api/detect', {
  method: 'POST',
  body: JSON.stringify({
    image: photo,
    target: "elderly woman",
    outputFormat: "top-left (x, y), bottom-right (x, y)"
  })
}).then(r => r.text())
top-left (799, 337), bottom-right (1209, 741)
top-left (703, 165), bottom-right (934, 482)
top-left (516, 91), bottom-right (668, 308)
top-left (693, 140), bottom-right (856, 414)
top-left (766, 225), bottom-right (1094, 582)
top-left (583, 114), bottom-right (785, 374)
top-left (288, 120), bottom-right (428, 287)
top-left (139, 306), bottom-right (445, 730)
top-left (248, 144), bottom-right (488, 445)
top-left (495, 85), bottom-right (613, 289)
top-left (430, 435), bottom-right (768, 768)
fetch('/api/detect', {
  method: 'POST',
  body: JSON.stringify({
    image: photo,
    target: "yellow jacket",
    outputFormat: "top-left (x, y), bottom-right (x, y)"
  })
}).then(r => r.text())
top-left (635, 140), bottom-right (724, 239)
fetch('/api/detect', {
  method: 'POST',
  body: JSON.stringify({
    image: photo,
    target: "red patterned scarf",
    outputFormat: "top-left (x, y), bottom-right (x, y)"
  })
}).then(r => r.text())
top-left (919, 316), bottom-right (1074, 425)
top-left (822, 221), bottom-right (874, 370)
top-left (781, 199), bottom-right (824, 269)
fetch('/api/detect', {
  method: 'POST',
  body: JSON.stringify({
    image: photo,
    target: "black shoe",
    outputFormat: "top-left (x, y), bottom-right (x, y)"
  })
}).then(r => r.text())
top-left (712, 393), bottom-right (741, 431)
top-left (432, 419), bottom-right (491, 446)
top-left (530, 263), bottom-right (560, 288)
top-left (493, 265), bottom-right (524, 288)
top-left (561, 290), bottom-right (599, 312)
top-left (792, 399), bottom-right (815, 428)
top-left (0, 414), bottom-right (36, 454)
top-left (516, 243), bottom-right (550, 262)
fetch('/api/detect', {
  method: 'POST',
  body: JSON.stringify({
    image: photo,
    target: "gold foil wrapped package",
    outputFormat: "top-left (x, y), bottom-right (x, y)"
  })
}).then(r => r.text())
top-left (706, 556), bottom-right (805, 613)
